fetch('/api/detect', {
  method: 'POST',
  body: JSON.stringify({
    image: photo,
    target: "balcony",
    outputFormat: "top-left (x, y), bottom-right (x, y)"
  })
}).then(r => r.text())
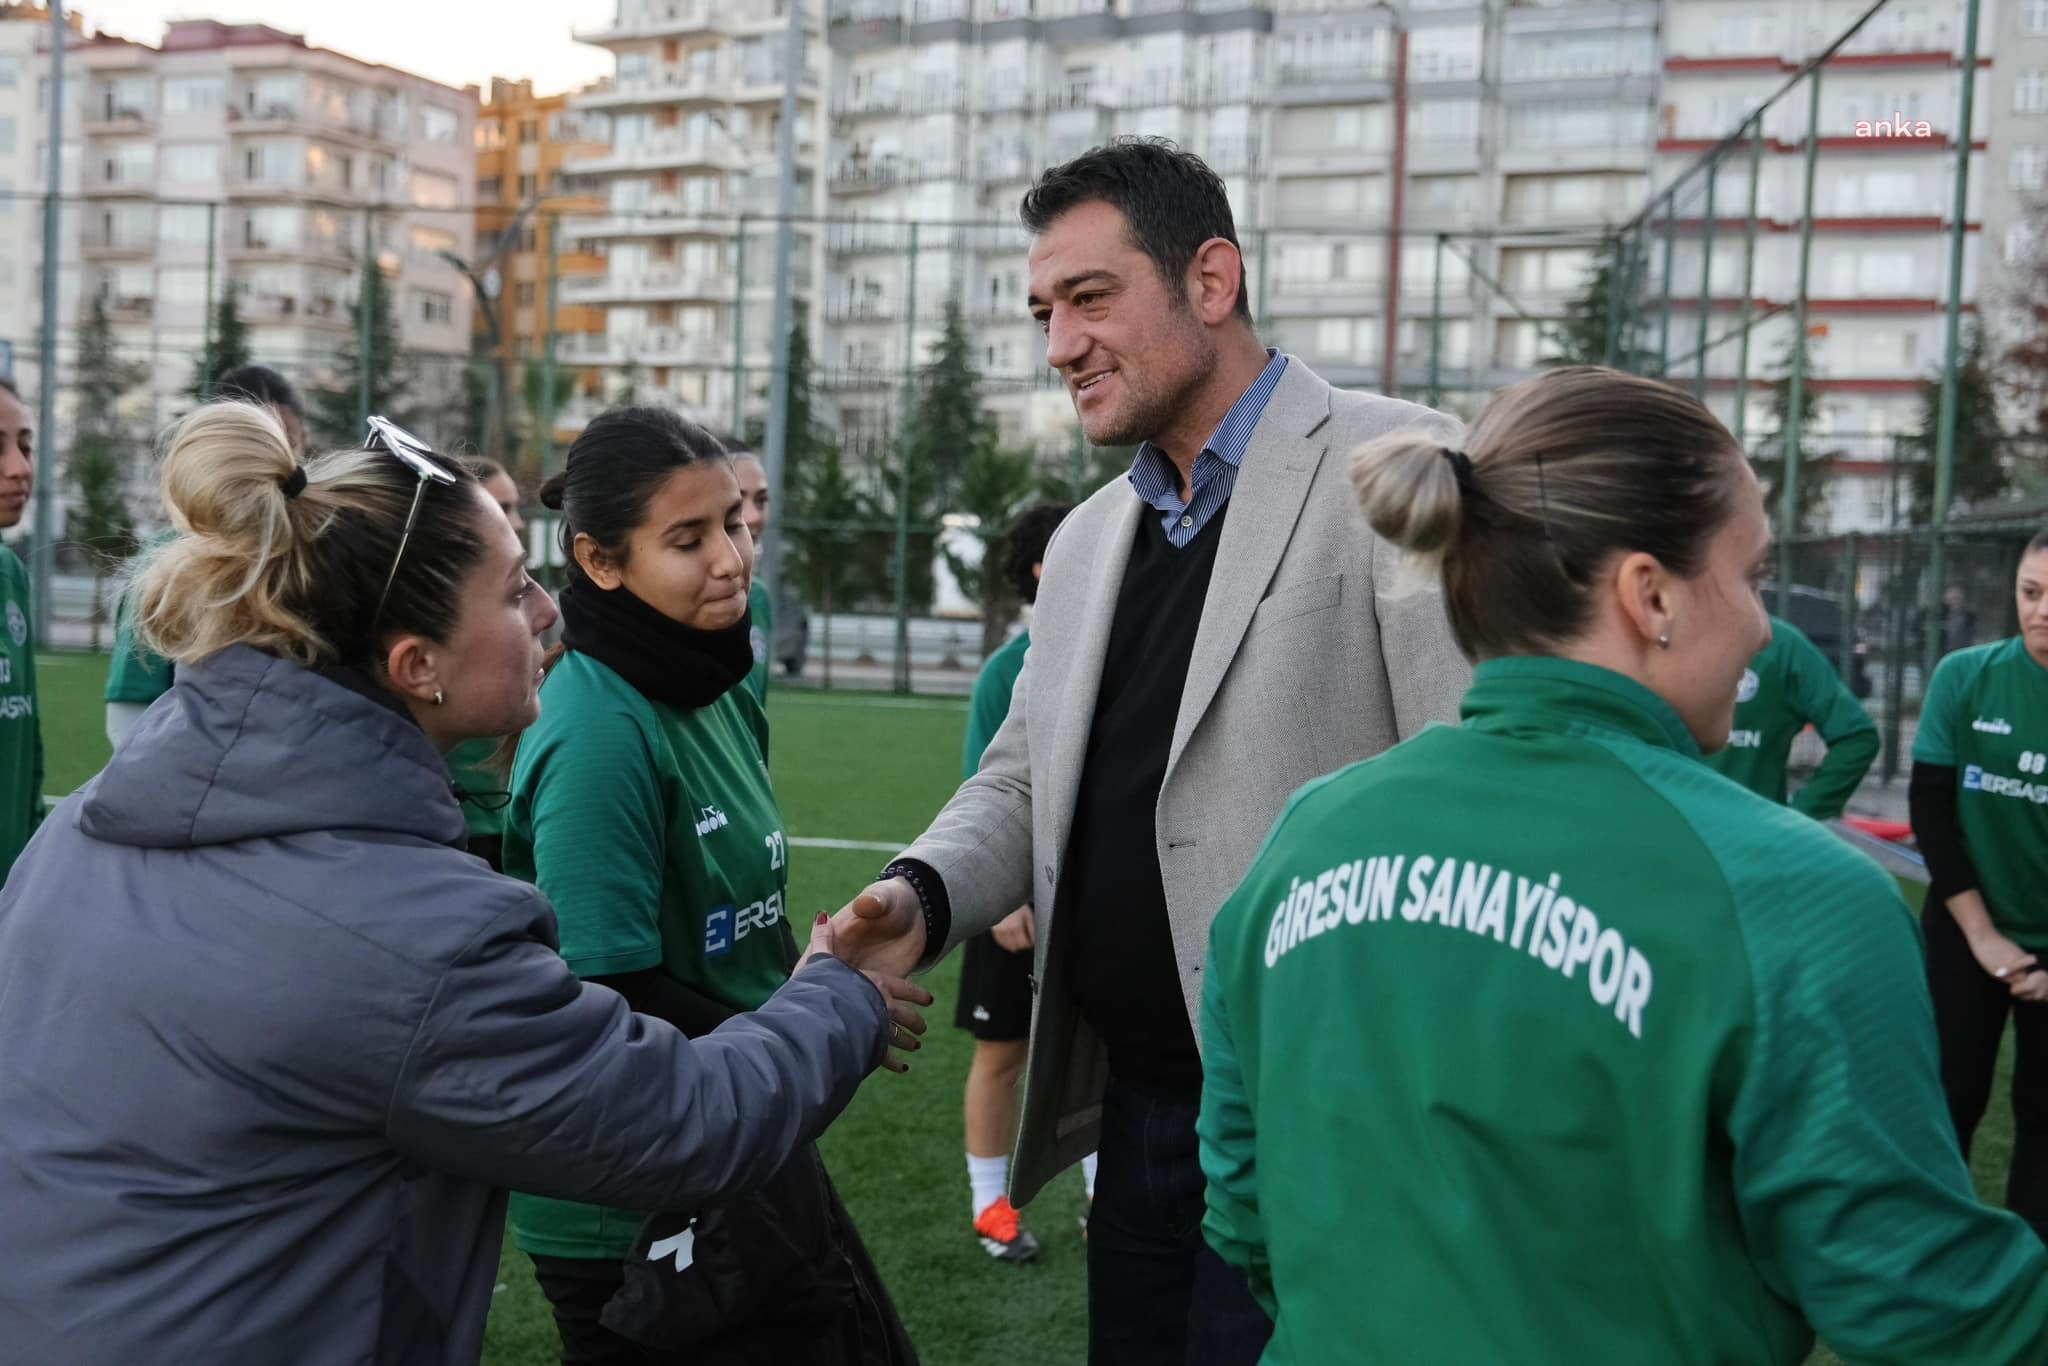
top-left (819, 366), bottom-right (900, 391)
top-left (732, 62), bottom-right (825, 104)
top-left (81, 164), bottom-right (155, 196)
top-left (575, 0), bottom-right (722, 44)
top-left (830, 0), bottom-right (901, 18)
top-left (564, 268), bottom-right (733, 305)
top-left (568, 132), bottom-right (745, 176)
top-left (81, 223), bottom-right (155, 257)
top-left (828, 221), bottom-right (913, 255)
top-left (83, 102), bottom-right (151, 134)
top-left (228, 227), bottom-right (352, 262)
top-left (576, 67), bottom-right (735, 110)
top-left (631, 332), bottom-right (731, 366)
top-left (566, 199), bottom-right (737, 239)
top-left (556, 333), bottom-right (625, 364)
top-left (99, 292), bottom-right (154, 323)
top-left (1272, 144), bottom-right (1389, 177)
top-left (1273, 61), bottom-right (1395, 106)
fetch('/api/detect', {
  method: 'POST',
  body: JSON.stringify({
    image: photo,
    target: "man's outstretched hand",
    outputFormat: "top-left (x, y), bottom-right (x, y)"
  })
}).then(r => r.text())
top-left (795, 908), bottom-right (933, 1074)
top-left (824, 877), bottom-right (928, 980)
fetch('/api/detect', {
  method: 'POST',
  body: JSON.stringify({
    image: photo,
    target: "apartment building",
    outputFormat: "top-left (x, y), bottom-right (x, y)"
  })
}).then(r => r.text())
top-left (562, 0), bottom-right (826, 437)
top-left (1655, 0), bottom-right (1996, 534)
top-left (474, 77), bottom-right (609, 452)
top-left (68, 19), bottom-right (478, 449)
top-left (1986, 0), bottom-right (2048, 432)
top-left (0, 3), bottom-right (84, 408)
top-left (809, 0), bottom-right (1657, 462)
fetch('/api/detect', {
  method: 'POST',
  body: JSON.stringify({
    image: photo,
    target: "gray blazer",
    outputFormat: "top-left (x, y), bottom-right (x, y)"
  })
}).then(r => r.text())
top-left (902, 358), bottom-right (1470, 1204)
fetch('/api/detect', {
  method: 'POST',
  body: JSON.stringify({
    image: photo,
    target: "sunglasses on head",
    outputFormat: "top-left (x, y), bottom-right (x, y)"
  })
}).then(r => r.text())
top-left (365, 416), bottom-right (459, 637)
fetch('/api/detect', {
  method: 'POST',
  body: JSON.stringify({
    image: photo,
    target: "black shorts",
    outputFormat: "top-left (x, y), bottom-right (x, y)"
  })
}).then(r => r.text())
top-left (953, 931), bottom-right (1033, 1042)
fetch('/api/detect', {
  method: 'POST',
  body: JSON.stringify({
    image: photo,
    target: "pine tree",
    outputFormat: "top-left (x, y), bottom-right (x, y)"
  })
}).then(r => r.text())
top-left (519, 361), bottom-right (576, 483)
top-left (2001, 214), bottom-right (2048, 439)
top-left (69, 293), bottom-right (144, 649)
top-left (942, 438), bottom-right (1039, 656)
top-left (1544, 235), bottom-right (1646, 371)
top-left (310, 257), bottom-right (417, 447)
top-left (1752, 335), bottom-right (1832, 534)
top-left (1908, 324), bottom-right (2010, 521)
top-left (879, 296), bottom-right (995, 610)
top-left (188, 289), bottom-right (253, 402)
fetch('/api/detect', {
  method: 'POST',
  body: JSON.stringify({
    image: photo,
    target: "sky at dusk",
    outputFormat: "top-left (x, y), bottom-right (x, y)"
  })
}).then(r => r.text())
top-left (74, 0), bottom-right (618, 96)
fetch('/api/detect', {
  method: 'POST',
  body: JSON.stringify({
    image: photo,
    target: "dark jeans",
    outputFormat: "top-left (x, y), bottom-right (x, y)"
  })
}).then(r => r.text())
top-left (1087, 1078), bottom-right (1273, 1366)
top-left (1924, 902), bottom-right (2048, 1241)
top-left (528, 1254), bottom-right (658, 1366)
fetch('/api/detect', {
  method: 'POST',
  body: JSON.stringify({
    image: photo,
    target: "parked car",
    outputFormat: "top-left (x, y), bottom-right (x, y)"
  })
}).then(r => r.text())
top-left (1760, 581), bottom-right (1873, 699)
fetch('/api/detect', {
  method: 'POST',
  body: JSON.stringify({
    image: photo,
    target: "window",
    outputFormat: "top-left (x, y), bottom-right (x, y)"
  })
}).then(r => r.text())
top-left (2014, 146), bottom-right (2048, 191)
top-left (422, 105), bottom-right (459, 144)
top-left (519, 119), bottom-right (539, 144)
top-left (158, 205), bottom-right (211, 246)
top-left (2019, 72), bottom-right (2048, 116)
top-left (518, 226), bottom-right (538, 253)
top-left (515, 282), bottom-right (536, 307)
top-left (2009, 223), bottom-right (2039, 266)
top-left (0, 118), bottom-right (12, 156)
top-left (518, 173), bottom-right (538, 199)
top-left (242, 206), bottom-right (299, 250)
top-left (2025, 0), bottom-right (2048, 35)
top-left (476, 118), bottom-right (503, 150)
top-left (0, 55), bottom-right (18, 89)
top-left (161, 76), bottom-right (224, 112)
top-left (417, 289), bottom-right (454, 326)
top-left (159, 143), bottom-right (220, 183)
top-left (478, 175), bottom-right (503, 201)
top-left (242, 142), bottom-right (299, 186)
top-left (160, 268), bottom-right (209, 306)
top-left (245, 73), bottom-right (300, 119)
top-left (411, 169), bottom-right (459, 209)
top-left (409, 225), bottom-right (457, 262)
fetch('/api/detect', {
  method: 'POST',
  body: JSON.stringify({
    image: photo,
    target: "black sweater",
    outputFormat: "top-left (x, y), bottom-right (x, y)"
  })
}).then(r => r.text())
top-left (1058, 505), bottom-right (1230, 1103)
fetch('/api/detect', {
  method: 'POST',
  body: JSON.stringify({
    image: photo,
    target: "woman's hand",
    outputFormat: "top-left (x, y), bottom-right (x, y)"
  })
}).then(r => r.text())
top-left (796, 912), bottom-right (934, 1073)
top-left (1965, 924), bottom-right (2039, 987)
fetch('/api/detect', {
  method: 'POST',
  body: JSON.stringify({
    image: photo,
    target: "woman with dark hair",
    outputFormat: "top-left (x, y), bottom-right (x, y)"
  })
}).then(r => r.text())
top-left (104, 363), bottom-right (310, 749)
top-left (0, 403), bottom-right (926, 1365)
top-left (1910, 525), bottom-right (2048, 1241)
top-left (1198, 367), bottom-right (2047, 1364)
top-left (504, 406), bottom-right (916, 1364)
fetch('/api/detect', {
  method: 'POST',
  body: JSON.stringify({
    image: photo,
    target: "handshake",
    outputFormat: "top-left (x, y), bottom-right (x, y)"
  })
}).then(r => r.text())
top-left (793, 876), bottom-right (933, 1074)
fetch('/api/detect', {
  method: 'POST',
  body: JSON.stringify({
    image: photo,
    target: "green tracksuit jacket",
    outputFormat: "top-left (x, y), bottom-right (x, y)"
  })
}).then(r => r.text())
top-left (1704, 615), bottom-right (1877, 819)
top-left (1199, 657), bottom-right (2048, 1365)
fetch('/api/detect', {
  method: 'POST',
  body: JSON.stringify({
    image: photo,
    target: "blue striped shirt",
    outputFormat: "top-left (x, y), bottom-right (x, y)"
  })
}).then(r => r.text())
top-left (1127, 349), bottom-right (1288, 548)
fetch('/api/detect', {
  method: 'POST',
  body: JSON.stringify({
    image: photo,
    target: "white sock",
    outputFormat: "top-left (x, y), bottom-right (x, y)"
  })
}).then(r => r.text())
top-left (1082, 1151), bottom-right (1099, 1199)
top-left (968, 1153), bottom-right (1009, 1219)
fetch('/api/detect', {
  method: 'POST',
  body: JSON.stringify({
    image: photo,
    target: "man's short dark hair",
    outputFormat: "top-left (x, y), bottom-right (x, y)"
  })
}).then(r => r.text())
top-left (1002, 502), bottom-right (1073, 605)
top-left (213, 364), bottom-right (303, 418)
top-left (1020, 136), bottom-right (1251, 321)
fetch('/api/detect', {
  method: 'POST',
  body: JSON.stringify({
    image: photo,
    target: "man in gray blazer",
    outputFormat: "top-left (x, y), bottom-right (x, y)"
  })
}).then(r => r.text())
top-left (829, 138), bottom-right (1470, 1364)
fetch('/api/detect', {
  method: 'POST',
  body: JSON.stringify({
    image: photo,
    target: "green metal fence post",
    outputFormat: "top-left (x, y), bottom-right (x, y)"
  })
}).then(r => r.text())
top-left (1840, 529), bottom-right (1860, 680)
top-left (891, 222), bottom-right (920, 697)
top-left (1779, 69), bottom-right (1824, 616)
top-left (1732, 120), bottom-right (1763, 447)
top-left (542, 211), bottom-right (560, 475)
top-left (731, 212), bottom-right (748, 436)
top-left (202, 202), bottom-right (217, 375)
top-left (1428, 232), bottom-right (1445, 409)
top-left (1693, 155), bottom-right (1718, 400)
top-left (357, 208), bottom-right (375, 431)
top-left (1656, 194), bottom-right (1676, 375)
top-left (1924, 0), bottom-right (1984, 681)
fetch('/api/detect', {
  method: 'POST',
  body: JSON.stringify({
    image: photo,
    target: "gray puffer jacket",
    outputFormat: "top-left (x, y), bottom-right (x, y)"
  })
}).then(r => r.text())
top-left (0, 645), bottom-right (888, 1365)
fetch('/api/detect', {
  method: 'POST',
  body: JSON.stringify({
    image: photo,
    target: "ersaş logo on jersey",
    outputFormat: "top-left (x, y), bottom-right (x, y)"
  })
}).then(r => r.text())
top-left (1964, 765), bottom-right (1985, 791)
top-left (703, 904), bottom-right (736, 957)
top-left (5, 601), bottom-right (23, 647)
top-left (1735, 669), bottom-right (1760, 704)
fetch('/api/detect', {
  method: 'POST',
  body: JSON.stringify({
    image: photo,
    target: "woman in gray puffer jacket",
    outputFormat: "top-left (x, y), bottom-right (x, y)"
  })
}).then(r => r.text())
top-left (0, 404), bottom-right (930, 1366)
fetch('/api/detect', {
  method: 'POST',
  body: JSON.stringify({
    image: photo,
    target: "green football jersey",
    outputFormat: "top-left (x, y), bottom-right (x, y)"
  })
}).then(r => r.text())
top-left (1914, 637), bottom-right (2048, 947)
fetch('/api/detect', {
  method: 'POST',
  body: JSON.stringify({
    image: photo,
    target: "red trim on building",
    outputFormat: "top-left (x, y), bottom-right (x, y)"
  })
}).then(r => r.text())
top-left (1663, 56), bottom-right (1796, 73)
top-left (1825, 51), bottom-right (1957, 69)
